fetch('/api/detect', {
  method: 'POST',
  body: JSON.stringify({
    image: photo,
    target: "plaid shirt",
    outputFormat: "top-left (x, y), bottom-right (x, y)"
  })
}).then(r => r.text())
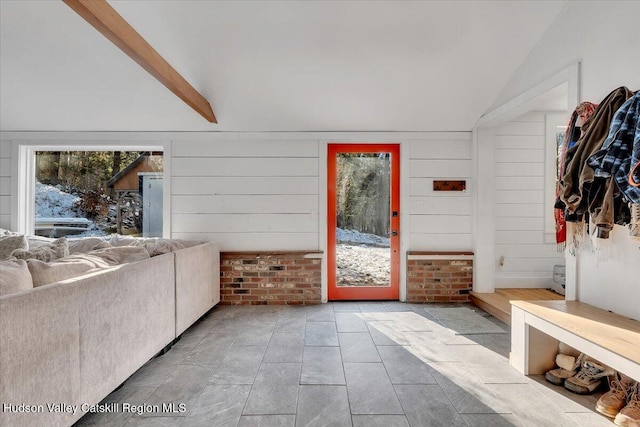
top-left (588, 92), bottom-right (640, 204)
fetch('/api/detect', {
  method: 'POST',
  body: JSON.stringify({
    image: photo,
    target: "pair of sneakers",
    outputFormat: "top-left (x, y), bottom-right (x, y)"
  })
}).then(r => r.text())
top-left (545, 353), bottom-right (614, 394)
top-left (596, 372), bottom-right (640, 427)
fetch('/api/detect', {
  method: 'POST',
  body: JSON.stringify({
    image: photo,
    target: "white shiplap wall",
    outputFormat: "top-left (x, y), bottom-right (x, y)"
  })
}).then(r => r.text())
top-left (493, 112), bottom-right (564, 287)
top-left (170, 138), bottom-right (320, 251)
top-left (408, 135), bottom-right (473, 251)
top-left (0, 132), bottom-right (475, 257)
top-left (0, 141), bottom-right (11, 229)
top-left (171, 134), bottom-right (474, 253)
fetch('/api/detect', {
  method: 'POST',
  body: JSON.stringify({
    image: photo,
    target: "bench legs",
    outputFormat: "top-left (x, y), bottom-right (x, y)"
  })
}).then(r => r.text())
top-left (511, 306), bottom-right (558, 375)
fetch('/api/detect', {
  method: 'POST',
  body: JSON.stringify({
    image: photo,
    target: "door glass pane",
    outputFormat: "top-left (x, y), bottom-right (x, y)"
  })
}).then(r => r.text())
top-left (336, 152), bottom-right (391, 287)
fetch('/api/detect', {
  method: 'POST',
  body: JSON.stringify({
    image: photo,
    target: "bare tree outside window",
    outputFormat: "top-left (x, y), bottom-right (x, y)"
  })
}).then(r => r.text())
top-left (34, 150), bottom-right (163, 238)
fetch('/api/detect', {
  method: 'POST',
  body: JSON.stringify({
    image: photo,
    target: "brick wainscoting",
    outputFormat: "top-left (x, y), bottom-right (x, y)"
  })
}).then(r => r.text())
top-left (220, 252), bottom-right (322, 305)
top-left (406, 252), bottom-right (473, 303)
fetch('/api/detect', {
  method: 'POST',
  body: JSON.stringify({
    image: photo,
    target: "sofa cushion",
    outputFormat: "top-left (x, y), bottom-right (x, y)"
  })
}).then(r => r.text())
top-left (0, 259), bottom-right (34, 296)
top-left (0, 235), bottom-right (28, 259)
top-left (11, 237), bottom-right (69, 262)
top-left (26, 246), bottom-right (150, 287)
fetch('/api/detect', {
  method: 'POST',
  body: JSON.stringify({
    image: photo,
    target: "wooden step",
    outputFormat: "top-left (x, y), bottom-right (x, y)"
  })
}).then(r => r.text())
top-left (470, 292), bottom-right (511, 325)
top-left (471, 288), bottom-right (564, 326)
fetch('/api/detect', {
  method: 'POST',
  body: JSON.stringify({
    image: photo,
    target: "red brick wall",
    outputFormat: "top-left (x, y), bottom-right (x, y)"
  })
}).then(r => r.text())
top-left (220, 252), bottom-right (322, 305)
top-left (406, 252), bottom-right (473, 303)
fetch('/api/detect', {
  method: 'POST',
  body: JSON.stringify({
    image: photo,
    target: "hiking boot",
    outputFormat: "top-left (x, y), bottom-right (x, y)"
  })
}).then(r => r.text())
top-left (558, 342), bottom-right (581, 358)
top-left (597, 372), bottom-right (635, 418)
top-left (615, 381), bottom-right (640, 427)
top-left (564, 359), bottom-right (614, 394)
top-left (630, 202), bottom-right (640, 238)
top-left (545, 353), bottom-right (585, 386)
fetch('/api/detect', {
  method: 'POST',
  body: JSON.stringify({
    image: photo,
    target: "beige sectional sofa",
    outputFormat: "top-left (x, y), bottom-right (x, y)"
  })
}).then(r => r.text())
top-left (0, 241), bottom-right (220, 427)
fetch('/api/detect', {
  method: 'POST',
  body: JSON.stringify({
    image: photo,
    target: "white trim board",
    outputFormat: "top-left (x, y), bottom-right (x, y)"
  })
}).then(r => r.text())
top-left (476, 63), bottom-right (580, 129)
top-left (544, 113), bottom-right (566, 239)
top-left (471, 63), bottom-right (580, 296)
top-left (10, 141), bottom-right (170, 237)
top-left (0, 131), bottom-right (471, 141)
top-left (407, 254), bottom-right (473, 261)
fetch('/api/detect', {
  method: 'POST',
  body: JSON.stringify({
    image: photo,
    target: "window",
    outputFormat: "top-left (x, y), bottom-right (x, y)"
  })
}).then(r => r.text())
top-left (16, 143), bottom-right (167, 238)
top-left (554, 126), bottom-right (567, 195)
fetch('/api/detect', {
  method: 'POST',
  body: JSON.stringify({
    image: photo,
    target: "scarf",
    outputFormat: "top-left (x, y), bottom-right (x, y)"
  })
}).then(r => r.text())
top-left (555, 102), bottom-right (598, 251)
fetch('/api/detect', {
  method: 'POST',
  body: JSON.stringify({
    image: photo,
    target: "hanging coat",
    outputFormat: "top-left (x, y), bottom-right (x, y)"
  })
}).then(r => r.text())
top-left (554, 102), bottom-right (598, 249)
top-left (588, 91), bottom-right (640, 209)
top-left (560, 87), bottom-right (634, 225)
top-left (628, 96), bottom-right (640, 188)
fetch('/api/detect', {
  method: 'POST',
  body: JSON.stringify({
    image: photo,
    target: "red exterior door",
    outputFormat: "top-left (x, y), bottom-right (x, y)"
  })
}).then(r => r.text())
top-left (327, 144), bottom-right (400, 300)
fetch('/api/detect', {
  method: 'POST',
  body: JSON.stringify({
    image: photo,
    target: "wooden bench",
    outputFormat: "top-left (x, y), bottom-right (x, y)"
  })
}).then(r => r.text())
top-left (510, 300), bottom-right (640, 382)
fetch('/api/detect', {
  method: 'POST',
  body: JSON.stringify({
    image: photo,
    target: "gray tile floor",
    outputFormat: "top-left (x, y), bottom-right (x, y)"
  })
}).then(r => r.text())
top-left (76, 302), bottom-right (613, 427)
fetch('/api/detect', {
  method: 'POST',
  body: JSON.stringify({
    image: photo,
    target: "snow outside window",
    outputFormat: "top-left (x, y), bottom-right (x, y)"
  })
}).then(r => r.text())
top-left (33, 150), bottom-right (163, 239)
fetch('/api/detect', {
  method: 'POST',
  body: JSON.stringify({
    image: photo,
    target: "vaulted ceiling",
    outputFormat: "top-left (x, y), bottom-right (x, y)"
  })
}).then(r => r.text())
top-left (0, 0), bottom-right (567, 132)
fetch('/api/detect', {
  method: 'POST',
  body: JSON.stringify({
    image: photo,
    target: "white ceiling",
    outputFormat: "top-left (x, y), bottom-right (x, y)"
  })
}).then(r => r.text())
top-left (0, 0), bottom-right (567, 132)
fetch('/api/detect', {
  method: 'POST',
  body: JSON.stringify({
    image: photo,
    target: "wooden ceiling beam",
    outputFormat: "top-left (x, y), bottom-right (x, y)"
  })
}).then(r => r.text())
top-left (63, 0), bottom-right (216, 123)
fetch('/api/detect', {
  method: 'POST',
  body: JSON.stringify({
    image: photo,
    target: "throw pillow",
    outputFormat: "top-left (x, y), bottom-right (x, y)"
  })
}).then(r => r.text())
top-left (27, 246), bottom-right (150, 287)
top-left (0, 228), bottom-right (20, 236)
top-left (27, 235), bottom-right (54, 249)
top-left (11, 237), bottom-right (69, 262)
top-left (0, 235), bottom-right (28, 260)
top-left (142, 238), bottom-right (201, 257)
top-left (0, 259), bottom-right (34, 296)
top-left (27, 254), bottom-right (110, 287)
top-left (86, 246), bottom-right (150, 265)
top-left (108, 234), bottom-right (201, 256)
top-left (68, 237), bottom-right (110, 254)
top-left (92, 241), bottom-right (113, 250)
top-left (108, 234), bottom-right (141, 247)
